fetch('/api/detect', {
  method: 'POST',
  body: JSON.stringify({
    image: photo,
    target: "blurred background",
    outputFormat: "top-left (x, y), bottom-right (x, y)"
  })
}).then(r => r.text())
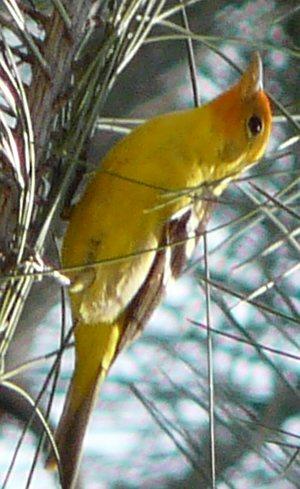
top-left (0, 1), bottom-right (299, 488)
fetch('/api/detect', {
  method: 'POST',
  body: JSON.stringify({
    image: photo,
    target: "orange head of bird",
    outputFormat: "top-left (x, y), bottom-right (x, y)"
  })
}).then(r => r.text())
top-left (211, 52), bottom-right (272, 180)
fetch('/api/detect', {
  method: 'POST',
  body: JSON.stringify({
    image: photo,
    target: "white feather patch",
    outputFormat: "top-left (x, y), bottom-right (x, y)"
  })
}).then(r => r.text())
top-left (185, 209), bottom-right (199, 259)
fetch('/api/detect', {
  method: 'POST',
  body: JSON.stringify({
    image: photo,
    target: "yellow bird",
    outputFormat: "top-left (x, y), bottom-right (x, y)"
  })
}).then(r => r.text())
top-left (49, 53), bottom-right (272, 488)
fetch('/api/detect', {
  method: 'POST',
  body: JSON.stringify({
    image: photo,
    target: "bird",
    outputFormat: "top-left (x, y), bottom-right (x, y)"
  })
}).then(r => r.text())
top-left (48, 52), bottom-right (272, 488)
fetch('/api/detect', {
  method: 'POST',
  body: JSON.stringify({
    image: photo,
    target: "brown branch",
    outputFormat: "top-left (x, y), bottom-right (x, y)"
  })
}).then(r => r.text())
top-left (27, 1), bottom-right (95, 165)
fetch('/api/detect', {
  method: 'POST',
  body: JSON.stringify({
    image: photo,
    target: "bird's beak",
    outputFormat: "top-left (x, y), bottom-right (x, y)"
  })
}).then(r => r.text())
top-left (240, 52), bottom-right (264, 99)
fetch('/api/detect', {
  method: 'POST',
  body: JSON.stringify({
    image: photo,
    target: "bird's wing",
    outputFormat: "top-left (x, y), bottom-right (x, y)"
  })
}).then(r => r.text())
top-left (115, 198), bottom-right (212, 355)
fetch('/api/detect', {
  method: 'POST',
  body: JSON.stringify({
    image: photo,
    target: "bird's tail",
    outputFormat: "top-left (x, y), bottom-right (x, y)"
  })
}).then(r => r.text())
top-left (47, 364), bottom-right (104, 488)
top-left (46, 321), bottom-right (123, 489)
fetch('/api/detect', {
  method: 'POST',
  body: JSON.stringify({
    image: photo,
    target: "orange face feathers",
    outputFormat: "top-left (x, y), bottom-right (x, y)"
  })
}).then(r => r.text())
top-left (210, 53), bottom-right (272, 174)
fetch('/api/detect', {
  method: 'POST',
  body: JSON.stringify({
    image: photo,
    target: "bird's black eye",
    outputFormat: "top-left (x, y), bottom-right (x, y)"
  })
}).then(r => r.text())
top-left (247, 115), bottom-right (263, 136)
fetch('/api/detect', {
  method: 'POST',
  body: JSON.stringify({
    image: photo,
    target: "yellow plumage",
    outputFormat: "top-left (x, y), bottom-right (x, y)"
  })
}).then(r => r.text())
top-left (48, 53), bottom-right (272, 488)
